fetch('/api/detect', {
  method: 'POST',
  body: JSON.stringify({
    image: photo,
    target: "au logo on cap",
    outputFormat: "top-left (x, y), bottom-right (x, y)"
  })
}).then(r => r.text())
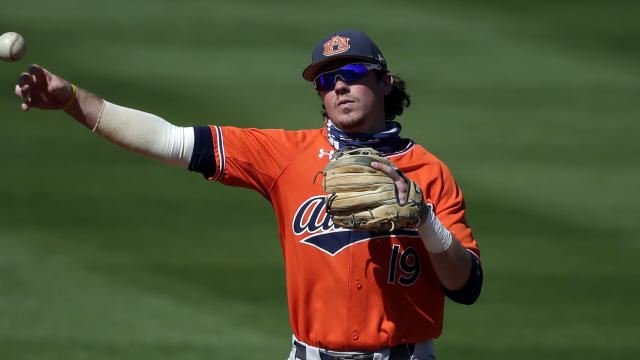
top-left (323, 35), bottom-right (350, 56)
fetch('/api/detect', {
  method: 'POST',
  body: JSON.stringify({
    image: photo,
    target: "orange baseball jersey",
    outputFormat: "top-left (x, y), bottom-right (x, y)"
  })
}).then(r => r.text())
top-left (193, 125), bottom-right (479, 351)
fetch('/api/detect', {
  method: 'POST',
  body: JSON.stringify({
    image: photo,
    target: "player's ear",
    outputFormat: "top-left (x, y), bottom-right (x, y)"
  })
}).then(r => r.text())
top-left (382, 72), bottom-right (393, 95)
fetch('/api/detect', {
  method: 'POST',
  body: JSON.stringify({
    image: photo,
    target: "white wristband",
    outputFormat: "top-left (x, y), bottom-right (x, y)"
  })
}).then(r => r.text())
top-left (94, 101), bottom-right (194, 167)
top-left (418, 203), bottom-right (453, 253)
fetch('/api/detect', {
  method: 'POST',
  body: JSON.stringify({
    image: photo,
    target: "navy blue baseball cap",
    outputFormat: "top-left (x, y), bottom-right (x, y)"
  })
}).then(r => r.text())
top-left (302, 30), bottom-right (388, 81)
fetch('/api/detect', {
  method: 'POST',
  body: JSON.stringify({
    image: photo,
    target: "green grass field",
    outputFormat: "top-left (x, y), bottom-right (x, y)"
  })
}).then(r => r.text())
top-left (1, 1), bottom-right (639, 358)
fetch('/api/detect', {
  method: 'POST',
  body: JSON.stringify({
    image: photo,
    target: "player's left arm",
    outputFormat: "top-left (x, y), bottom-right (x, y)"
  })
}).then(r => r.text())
top-left (418, 203), bottom-right (482, 305)
top-left (371, 161), bottom-right (482, 304)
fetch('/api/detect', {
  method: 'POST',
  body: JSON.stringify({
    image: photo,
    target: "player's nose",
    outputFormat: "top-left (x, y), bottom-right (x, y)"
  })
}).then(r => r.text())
top-left (334, 79), bottom-right (350, 94)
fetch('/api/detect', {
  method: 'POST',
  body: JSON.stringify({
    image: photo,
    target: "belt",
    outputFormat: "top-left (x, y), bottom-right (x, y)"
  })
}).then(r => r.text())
top-left (294, 340), bottom-right (415, 360)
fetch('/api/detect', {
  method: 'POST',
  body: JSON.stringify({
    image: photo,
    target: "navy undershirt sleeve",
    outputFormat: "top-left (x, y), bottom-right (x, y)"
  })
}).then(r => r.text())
top-left (188, 126), bottom-right (217, 179)
top-left (441, 253), bottom-right (483, 305)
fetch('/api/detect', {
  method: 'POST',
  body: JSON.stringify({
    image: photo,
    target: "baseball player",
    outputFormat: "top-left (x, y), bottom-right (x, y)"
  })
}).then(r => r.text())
top-left (14, 30), bottom-right (482, 359)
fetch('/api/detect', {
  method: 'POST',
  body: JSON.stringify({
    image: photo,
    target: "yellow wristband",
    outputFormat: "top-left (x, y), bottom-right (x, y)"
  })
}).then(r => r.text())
top-left (60, 84), bottom-right (78, 111)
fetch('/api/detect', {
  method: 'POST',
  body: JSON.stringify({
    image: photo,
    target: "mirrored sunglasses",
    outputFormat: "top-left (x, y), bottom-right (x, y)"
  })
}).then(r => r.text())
top-left (314, 63), bottom-right (383, 91)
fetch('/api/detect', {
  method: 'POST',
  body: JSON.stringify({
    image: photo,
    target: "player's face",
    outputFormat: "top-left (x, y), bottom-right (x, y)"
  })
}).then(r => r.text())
top-left (317, 64), bottom-right (392, 134)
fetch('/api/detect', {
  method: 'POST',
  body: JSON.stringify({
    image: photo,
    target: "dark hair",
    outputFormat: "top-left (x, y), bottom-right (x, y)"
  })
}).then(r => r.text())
top-left (320, 72), bottom-right (411, 121)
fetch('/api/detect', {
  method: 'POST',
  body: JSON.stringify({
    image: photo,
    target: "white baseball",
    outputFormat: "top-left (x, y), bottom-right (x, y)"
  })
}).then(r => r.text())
top-left (0, 32), bottom-right (26, 62)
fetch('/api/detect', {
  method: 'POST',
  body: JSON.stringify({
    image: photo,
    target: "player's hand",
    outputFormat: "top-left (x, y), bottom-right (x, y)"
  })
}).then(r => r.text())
top-left (15, 64), bottom-right (75, 111)
top-left (371, 161), bottom-right (408, 203)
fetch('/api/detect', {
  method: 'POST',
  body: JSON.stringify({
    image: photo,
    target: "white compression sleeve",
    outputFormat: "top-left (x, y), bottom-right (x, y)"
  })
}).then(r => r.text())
top-left (418, 203), bottom-right (454, 253)
top-left (93, 101), bottom-right (194, 167)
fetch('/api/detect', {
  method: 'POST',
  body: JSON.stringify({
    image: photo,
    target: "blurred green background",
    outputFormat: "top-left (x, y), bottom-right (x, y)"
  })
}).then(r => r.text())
top-left (1, 0), bottom-right (639, 359)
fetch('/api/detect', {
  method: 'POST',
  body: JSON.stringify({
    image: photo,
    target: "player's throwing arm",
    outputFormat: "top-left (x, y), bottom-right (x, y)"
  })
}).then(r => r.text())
top-left (15, 64), bottom-right (194, 167)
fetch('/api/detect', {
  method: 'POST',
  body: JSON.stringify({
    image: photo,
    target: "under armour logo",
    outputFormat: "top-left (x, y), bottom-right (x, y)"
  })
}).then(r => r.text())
top-left (318, 148), bottom-right (335, 159)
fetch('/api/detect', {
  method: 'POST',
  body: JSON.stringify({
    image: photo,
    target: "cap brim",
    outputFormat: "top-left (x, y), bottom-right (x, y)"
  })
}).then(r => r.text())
top-left (302, 55), bottom-right (383, 82)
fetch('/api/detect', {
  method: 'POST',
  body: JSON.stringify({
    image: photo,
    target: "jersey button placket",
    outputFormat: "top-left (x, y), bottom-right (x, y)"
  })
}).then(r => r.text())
top-left (346, 250), bottom-right (366, 347)
top-left (351, 281), bottom-right (362, 342)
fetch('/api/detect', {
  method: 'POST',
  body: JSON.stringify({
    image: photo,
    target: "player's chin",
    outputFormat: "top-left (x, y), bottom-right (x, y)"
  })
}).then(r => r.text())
top-left (331, 109), bottom-right (361, 123)
top-left (331, 115), bottom-right (366, 132)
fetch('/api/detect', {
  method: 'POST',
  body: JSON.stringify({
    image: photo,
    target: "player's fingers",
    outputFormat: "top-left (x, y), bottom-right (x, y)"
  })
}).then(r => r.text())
top-left (15, 76), bottom-right (35, 111)
top-left (28, 64), bottom-right (47, 79)
top-left (14, 84), bottom-right (28, 98)
top-left (28, 64), bottom-right (53, 88)
top-left (17, 72), bottom-right (34, 87)
top-left (371, 162), bottom-right (408, 202)
top-left (371, 162), bottom-right (400, 180)
top-left (17, 90), bottom-right (32, 111)
top-left (29, 64), bottom-right (71, 97)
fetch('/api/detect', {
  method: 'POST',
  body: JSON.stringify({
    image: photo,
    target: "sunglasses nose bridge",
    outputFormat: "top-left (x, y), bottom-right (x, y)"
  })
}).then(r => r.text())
top-left (333, 74), bottom-right (347, 87)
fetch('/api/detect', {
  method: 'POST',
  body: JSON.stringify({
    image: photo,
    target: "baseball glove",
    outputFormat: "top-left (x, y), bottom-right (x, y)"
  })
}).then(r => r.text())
top-left (321, 147), bottom-right (427, 232)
